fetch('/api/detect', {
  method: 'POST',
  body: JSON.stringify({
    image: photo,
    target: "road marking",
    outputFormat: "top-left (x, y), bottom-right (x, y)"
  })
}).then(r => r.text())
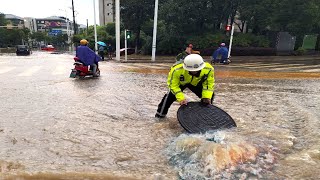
top-left (0, 67), bottom-right (16, 74)
top-left (229, 63), bottom-right (282, 68)
top-left (300, 69), bottom-right (320, 72)
top-left (17, 66), bottom-right (42, 76)
top-left (272, 64), bottom-right (316, 70)
top-left (299, 65), bottom-right (320, 72)
top-left (247, 64), bottom-right (305, 69)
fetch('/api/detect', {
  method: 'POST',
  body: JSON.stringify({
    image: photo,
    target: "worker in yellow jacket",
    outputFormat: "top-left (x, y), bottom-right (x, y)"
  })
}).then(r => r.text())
top-left (155, 54), bottom-right (215, 118)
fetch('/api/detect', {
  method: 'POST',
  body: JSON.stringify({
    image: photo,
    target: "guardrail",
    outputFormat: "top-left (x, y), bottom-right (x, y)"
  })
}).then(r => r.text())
top-left (0, 48), bottom-right (16, 53)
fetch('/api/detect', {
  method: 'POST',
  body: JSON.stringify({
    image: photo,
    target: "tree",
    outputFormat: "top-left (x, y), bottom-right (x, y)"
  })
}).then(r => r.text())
top-left (121, 0), bottom-right (154, 53)
top-left (30, 32), bottom-right (47, 42)
top-left (0, 13), bottom-right (7, 26)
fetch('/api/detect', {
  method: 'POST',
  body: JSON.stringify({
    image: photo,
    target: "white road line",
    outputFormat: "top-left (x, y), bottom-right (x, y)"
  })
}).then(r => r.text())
top-left (300, 68), bottom-right (320, 72)
top-left (0, 67), bottom-right (16, 74)
top-left (272, 64), bottom-right (314, 70)
top-left (228, 63), bottom-right (282, 68)
top-left (17, 66), bottom-right (42, 76)
top-left (245, 64), bottom-right (304, 69)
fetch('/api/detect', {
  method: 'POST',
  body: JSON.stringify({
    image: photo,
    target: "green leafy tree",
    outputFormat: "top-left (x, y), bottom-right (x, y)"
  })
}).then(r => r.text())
top-left (121, 0), bottom-right (154, 53)
top-left (30, 32), bottom-right (47, 42)
top-left (0, 13), bottom-right (7, 26)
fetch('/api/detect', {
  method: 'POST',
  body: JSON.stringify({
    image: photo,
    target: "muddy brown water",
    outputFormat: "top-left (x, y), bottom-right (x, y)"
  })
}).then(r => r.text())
top-left (0, 52), bottom-right (319, 179)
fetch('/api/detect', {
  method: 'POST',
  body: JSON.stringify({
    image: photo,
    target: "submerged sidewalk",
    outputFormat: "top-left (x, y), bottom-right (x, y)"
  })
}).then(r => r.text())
top-left (114, 54), bottom-right (320, 64)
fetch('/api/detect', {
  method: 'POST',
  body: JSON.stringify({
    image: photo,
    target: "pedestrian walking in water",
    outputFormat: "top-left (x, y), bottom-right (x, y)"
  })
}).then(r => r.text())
top-left (107, 43), bottom-right (113, 60)
top-left (98, 44), bottom-right (105, 61)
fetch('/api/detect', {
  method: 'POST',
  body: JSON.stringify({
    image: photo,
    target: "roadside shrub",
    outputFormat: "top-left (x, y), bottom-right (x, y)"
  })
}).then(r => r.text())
top-left (186, 33), bottom-right (227, 50)
top-left (295, 47), bottom-right (306, 55)
top-left (233, 33), bottom-right (271, 47)
top-left (201, 47), bottom-right (276, 56)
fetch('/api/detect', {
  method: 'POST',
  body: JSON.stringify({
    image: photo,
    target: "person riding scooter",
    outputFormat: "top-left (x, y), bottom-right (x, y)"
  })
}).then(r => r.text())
top-left (76, 39), bottom-right (101, 77)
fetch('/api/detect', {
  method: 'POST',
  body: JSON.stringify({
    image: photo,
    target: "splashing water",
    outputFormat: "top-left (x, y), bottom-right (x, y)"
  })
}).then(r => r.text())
top-left (166, 130), bottom-right (279, 179)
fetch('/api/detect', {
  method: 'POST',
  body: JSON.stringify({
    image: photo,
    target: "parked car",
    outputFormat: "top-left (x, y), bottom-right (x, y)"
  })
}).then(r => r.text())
top-left (41, 45), bottom-right (55, 51)
top-left (16, 45), bottom-right (32, 56)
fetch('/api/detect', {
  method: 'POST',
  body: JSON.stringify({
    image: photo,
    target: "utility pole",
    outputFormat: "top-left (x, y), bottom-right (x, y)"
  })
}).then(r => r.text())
top-left (86, 19), bottom-right (88, 36)
top-left (228, 24), bottom-right (235, 59)
top-left (115, 0), bottom-right (120, 61)
top-left (72, 0), bottom-right (77, 35)
top-left (125, 29), bottom-right (127, 61)
top-left (93, 0), bottom-right (98, 53)
top-left (151, 0), bottom-right (159, 62)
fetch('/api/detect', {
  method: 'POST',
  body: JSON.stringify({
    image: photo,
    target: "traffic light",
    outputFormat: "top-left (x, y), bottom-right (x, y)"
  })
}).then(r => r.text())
top-left (126, 30), bottom-right (131, 39)
top-left (226, 25), bottom-right (231, 31)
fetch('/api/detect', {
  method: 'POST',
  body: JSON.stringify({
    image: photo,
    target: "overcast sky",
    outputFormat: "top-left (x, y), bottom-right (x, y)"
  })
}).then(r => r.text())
top-left (0, 0), bottom-right (99, 25)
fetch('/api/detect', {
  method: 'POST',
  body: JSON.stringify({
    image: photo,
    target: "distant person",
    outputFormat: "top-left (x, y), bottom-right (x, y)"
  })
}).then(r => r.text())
top-left (189, 44), bottom-right (201, 55)
top-left (175, 44), bottom-right (200, 64)
top-left (212, 43), bottom-right (229, 64)
top-left (107, 43), bottom-right (113, 60)
top-left (76, 39), bottom-right (101, 77)
top-left (98, 44), bottom-right (105, 61)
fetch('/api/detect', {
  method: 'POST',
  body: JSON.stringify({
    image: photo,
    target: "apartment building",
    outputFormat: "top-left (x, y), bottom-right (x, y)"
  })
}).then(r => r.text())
top-left (99, 0), bottom-right (115, 26)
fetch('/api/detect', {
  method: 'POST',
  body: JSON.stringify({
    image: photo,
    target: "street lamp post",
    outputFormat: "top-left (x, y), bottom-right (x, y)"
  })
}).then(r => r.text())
top-left (93, 0), bottom-right (98, 53)
top-left (151, 0), bottom-right (159, 62)
top-left (115, 0), bottom-right (120, 61)
top-left (71, 0), bottom-right (77, 35)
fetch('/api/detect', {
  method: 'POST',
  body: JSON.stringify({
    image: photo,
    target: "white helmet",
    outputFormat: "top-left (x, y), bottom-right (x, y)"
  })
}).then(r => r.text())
top-left (183, 54), bottom-right (205, 71)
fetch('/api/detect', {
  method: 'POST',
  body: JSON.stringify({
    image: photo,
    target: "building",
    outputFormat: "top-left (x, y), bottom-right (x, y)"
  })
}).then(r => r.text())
top-left (99, 0), bottom-right (115, 26)
top-left (4, 14), bottom-right (25, 29)
top-left (24, 17), bottom-right (37, 32)
top-left (36, 16), bottom-right (68, 34)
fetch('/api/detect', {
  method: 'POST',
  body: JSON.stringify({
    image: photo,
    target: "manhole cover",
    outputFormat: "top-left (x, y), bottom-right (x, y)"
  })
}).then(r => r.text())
top-left (177, 102), bottom-right (236, 133)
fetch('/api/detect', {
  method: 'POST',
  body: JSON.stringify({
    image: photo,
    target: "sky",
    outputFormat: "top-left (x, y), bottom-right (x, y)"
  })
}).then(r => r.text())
top-left (0, 0), bottom-right (99, 25)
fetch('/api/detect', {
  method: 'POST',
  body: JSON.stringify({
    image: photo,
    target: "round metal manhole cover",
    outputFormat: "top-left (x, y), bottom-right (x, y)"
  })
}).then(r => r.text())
top-left (177, 102), bottom-right (237, 133)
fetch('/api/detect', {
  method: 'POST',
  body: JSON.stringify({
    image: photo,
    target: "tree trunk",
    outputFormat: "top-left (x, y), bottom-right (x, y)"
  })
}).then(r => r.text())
top-left (135, 29), bottom-right (140, 54)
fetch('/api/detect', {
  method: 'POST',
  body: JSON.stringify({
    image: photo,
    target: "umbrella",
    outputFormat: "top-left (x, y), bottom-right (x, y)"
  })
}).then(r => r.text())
top-left (97, 41), bottom-right (106, 46)
top-left (177, 102), bottom-right (236, 133)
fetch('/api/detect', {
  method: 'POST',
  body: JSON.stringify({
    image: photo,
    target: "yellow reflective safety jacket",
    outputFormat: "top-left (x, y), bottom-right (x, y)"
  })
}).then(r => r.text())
top-left (167, 62), bottom-right (214, 102)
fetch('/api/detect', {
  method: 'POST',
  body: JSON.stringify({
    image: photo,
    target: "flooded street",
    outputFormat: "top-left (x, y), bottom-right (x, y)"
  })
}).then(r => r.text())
top-left (0, 52), bottom-right (319, 179)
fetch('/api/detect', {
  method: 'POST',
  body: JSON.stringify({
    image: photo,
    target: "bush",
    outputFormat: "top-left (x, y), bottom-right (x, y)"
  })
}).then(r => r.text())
top-left (201, 47), bottom-right (276, 56)
top-left (295, 47), bottom-right (306, 55)
top-left (233, 33), bottom-right (271, 47)
top-left (187, 33), bottom-right (228, 50)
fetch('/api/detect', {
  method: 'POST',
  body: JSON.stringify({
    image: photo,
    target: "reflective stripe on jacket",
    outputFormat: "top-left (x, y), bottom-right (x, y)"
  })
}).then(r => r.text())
top-left (167, 62), bottom-right (215, 102)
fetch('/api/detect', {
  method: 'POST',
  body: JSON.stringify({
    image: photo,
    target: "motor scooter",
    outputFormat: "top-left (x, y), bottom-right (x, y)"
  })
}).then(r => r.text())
top-left (69, 57), bottom-right (100, 78)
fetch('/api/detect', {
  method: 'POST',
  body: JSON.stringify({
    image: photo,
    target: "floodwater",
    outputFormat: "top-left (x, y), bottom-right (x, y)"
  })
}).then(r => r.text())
top-left (0, 52), bottom-right (319, 179)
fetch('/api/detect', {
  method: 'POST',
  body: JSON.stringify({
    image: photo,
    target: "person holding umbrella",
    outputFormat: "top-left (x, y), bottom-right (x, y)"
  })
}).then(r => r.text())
top-left (97, 41), bottom-right (106, 61)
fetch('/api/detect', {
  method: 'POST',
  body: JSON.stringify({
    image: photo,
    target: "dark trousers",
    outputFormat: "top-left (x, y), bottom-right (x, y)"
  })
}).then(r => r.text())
top-left (90, 63), bottom-right (98, 75)
top-left (99, 51), bottom-right (104, 61)
top-left (156, 83), bottom-right (214, 117)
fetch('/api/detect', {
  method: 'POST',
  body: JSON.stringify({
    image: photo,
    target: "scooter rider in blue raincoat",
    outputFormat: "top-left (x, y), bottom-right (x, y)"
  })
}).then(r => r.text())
top-left (212, 43), bottom-right (229, 64)
top-left (76, 39), bottom-right (101, 77)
